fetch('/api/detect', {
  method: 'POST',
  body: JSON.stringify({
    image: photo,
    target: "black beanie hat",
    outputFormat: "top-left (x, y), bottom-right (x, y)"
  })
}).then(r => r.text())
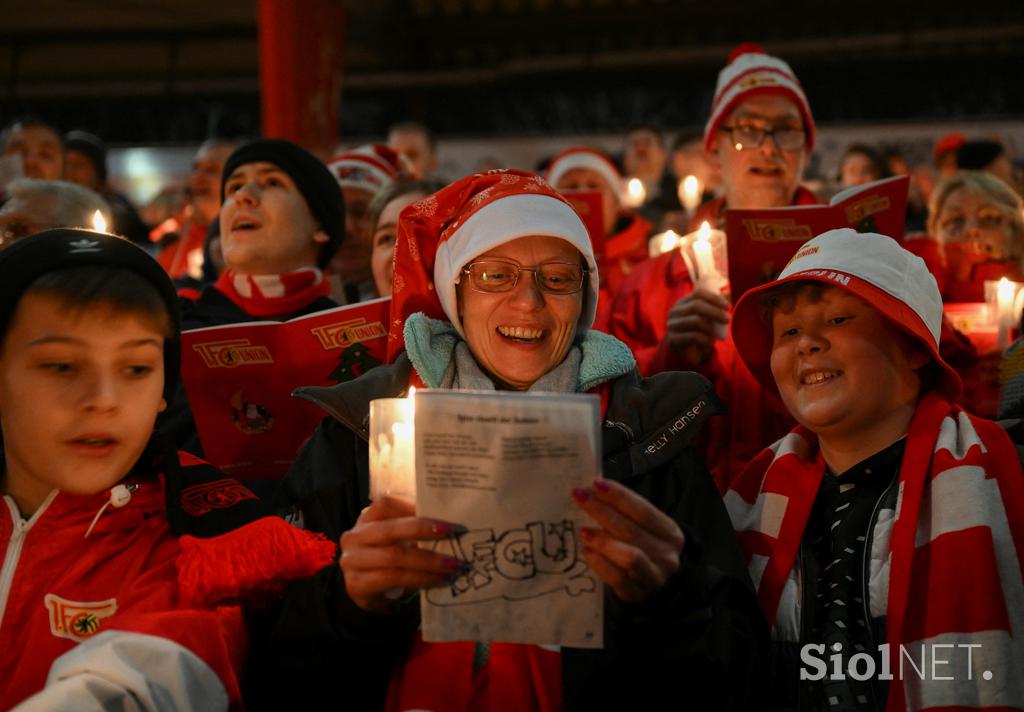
top-left (220, 138), bottom-right (345, 269)
top-left (956, 140), bottom-right (1005, 172)
top-left (64, 130), bottom-right (108, 182)
top-left (0, 229), bottom-right (181, 400)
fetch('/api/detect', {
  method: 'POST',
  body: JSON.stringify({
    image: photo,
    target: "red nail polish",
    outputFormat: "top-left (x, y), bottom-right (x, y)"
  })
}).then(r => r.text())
top-left (571, 487), bottom-right (589, 503)
top-left (593, 479), bottom-right (610, 492)
top-left (443, 557), bottom-right (465, 571)
top-left (579, 527), bottom-right (595, 541)
top-left (433, 522), bottom-right (454, 535)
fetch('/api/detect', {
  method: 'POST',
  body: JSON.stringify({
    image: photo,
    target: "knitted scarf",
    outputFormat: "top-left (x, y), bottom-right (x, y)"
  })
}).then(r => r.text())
top-left (723, 392), bottom-right (1024, 710)
top-left (213, 268), bottom-right (331, 318)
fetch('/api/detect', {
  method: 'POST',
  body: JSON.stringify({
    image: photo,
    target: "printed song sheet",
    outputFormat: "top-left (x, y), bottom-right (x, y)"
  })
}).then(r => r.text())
top-left (414, 390), bottom-right (603, 648)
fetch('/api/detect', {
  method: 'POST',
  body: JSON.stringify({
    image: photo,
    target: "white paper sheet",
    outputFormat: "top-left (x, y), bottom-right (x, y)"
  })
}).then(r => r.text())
top-left (414, 390), bottom-right (603, 649)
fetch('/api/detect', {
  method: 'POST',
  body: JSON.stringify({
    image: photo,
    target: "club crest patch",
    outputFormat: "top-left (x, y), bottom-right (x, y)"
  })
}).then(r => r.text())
top-left (44, 594), bottom-right (117, 642)
top-left (180, 479), bottom-right (258, 516)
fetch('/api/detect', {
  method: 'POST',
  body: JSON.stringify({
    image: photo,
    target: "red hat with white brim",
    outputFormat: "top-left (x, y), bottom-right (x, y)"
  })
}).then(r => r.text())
top-left (731, 228), bottom-right (961, 400)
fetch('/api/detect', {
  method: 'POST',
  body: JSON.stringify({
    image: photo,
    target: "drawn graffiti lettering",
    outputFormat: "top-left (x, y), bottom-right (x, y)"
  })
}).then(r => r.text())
top-left (425, 520), bottom-right (597, 606)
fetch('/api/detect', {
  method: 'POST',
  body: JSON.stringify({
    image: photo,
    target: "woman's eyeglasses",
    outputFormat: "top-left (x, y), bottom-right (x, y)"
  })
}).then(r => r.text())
top-left (459, 259), bottom-right (586, 295)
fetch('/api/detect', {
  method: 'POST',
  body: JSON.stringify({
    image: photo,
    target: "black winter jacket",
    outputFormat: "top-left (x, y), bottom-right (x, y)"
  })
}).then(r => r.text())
top-left (245, 355), bottom-right (768, 711)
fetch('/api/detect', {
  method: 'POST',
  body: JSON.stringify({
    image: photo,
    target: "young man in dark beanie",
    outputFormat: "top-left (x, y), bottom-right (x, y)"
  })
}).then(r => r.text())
top-left (0, 229), bottom-right (333, 709)
top-left (162, 138), bottom-right (346, 456)
top-left (182, 138), bottom-right (345, 327)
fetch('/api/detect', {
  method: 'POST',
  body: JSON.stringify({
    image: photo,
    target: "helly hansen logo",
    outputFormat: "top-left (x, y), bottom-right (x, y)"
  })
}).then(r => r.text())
top-left (192, 339), bottom-right (274, 368)
top-left (68, 239), bottom-right (101, 254)
top-left (45, 594), bottom-right (117, 642)
top-left (310, 318), bottom-right (387, 350)
top-left (180, 479), bottom-right (258, 516)
top-left (644, 400), bottom-right (708, 456)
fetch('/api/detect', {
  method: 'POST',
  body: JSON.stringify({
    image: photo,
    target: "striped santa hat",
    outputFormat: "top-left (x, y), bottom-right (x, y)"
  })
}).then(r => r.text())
top-left (328, 143), bottom-right (403, 194)
top-left (386, 169), bottom-right (598, 361)
top-left (545, 146), bottom-right (626, 204)
top-left (704, 43), bottom-right (815, 153)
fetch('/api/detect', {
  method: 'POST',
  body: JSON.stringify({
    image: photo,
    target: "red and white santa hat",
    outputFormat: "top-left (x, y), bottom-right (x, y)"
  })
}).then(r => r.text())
top-left (704, 43), bottom-right (816, 153)
top-left (545, 146), bottom-right (626, 204)
top-left (731, 228), bottom-right (961, 400)
top-left (386, 169), bottom-right (598, 361)
top-left (328, 144), bottom-right (403, 194)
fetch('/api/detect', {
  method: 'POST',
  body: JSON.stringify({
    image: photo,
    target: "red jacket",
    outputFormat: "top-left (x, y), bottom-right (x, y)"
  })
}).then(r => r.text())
top-left (608, 188), bottom-right (819, 490)
top-left (0, 455), bottom-right (334, 709)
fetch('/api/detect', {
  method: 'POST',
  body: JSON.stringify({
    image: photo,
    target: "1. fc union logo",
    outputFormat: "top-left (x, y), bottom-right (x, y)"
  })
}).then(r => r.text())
top-left (310, 318), bottom-right (387, 350)
top-left (44, 594), bottom-right (118, 642)
top-left (192, 339), bottom-right (274, 368)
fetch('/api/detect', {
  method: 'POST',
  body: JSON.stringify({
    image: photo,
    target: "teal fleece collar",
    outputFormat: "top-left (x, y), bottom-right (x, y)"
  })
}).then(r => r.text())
top-left (402, 312), bottom-right (635, 392)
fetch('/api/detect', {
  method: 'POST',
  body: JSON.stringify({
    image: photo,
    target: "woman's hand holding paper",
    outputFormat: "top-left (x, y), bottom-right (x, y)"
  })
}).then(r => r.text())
top-left (572, 478), bottom-right (685, 603)
top-left (340, 495), bottom-right (466, 613)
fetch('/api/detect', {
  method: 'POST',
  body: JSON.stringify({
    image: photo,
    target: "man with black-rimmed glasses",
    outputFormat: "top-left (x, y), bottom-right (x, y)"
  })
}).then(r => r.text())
top-left (608, 43), bottom-right (820, 488)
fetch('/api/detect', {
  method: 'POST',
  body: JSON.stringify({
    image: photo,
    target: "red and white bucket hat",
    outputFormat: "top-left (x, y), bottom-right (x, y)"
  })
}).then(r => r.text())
top-left (731, 228), bottom-right (962, 400)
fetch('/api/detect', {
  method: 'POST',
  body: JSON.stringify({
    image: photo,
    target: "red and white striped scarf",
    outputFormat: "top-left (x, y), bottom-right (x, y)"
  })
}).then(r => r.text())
top-left (724, 392), bottom-right (1024, 710)
top-left (214, 268), bottom-right (331, 318)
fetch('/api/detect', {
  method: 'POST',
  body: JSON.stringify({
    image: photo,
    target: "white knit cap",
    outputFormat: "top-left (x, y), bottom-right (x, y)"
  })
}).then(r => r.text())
top-left (704, 43), bottom-right (815, 153)
top-left (328, 143), bottom-right (401, 194)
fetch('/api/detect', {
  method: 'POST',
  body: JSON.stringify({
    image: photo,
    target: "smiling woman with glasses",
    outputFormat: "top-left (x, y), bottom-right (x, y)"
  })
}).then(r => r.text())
top-left (258, 169), bottom-right (764, 710)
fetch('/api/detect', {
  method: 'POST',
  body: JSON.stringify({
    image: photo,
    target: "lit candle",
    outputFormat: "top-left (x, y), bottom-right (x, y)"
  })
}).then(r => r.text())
top-left (649, 229), bottom-right (683, 257)
top-left (997, 277), bottom-right (1017, 350)
top-left (91, 210), bottom-right (107, 233)
top-left (625, 178), bottom-right (646, 209)
top-left (368, 388), bottom-right (417, 500)
top-left (692, 222), bottom-right (718, 284)
top-left (690, 221), bottom-right (729, 339)
top-left (678, 175), bottom-right (702, 217)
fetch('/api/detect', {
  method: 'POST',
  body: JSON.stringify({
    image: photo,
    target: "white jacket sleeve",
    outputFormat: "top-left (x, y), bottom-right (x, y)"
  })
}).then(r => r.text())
top-left (11, 630), bottom-right (228, 712)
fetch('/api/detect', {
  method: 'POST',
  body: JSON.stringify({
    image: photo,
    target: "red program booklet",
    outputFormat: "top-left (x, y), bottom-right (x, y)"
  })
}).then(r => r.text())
top-left (561, 190), bottom-right (607, 265)
top-left (180, 297), bottom-right (390, 480)
top-left (724, 175), bottom-right (910, 300)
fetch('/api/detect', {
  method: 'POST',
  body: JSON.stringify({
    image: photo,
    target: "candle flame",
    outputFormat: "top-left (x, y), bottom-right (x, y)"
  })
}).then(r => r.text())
top-left (400, 386), bottom-right (416, 422)
top-left (657, 230), bottom-right (681, 254)
top-left (999, 277), bottom-right (1015, 302)
top-left (627, 178), bottom-right (644, 198)
top-left (92, 210), bottom-right (107, 233)
top-left (683, 175), bottom-right (699, 196)
top-left (697, 221), bottom-right (712, 242)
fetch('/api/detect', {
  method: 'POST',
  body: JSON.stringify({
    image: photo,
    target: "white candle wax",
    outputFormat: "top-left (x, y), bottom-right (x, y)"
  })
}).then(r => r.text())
top-left (368, 391), bottom-right (417, 500)
top-left (691, 221), bottom-right (729, 340)
top-left (997, 277), bottom-right (1017, 350)
top-left (692, 221), bottom-right (718, 284)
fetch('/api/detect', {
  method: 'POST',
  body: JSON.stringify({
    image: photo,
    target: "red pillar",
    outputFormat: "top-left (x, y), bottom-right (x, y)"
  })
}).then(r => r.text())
top-left (258, 0), bottom-right (345, 157)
